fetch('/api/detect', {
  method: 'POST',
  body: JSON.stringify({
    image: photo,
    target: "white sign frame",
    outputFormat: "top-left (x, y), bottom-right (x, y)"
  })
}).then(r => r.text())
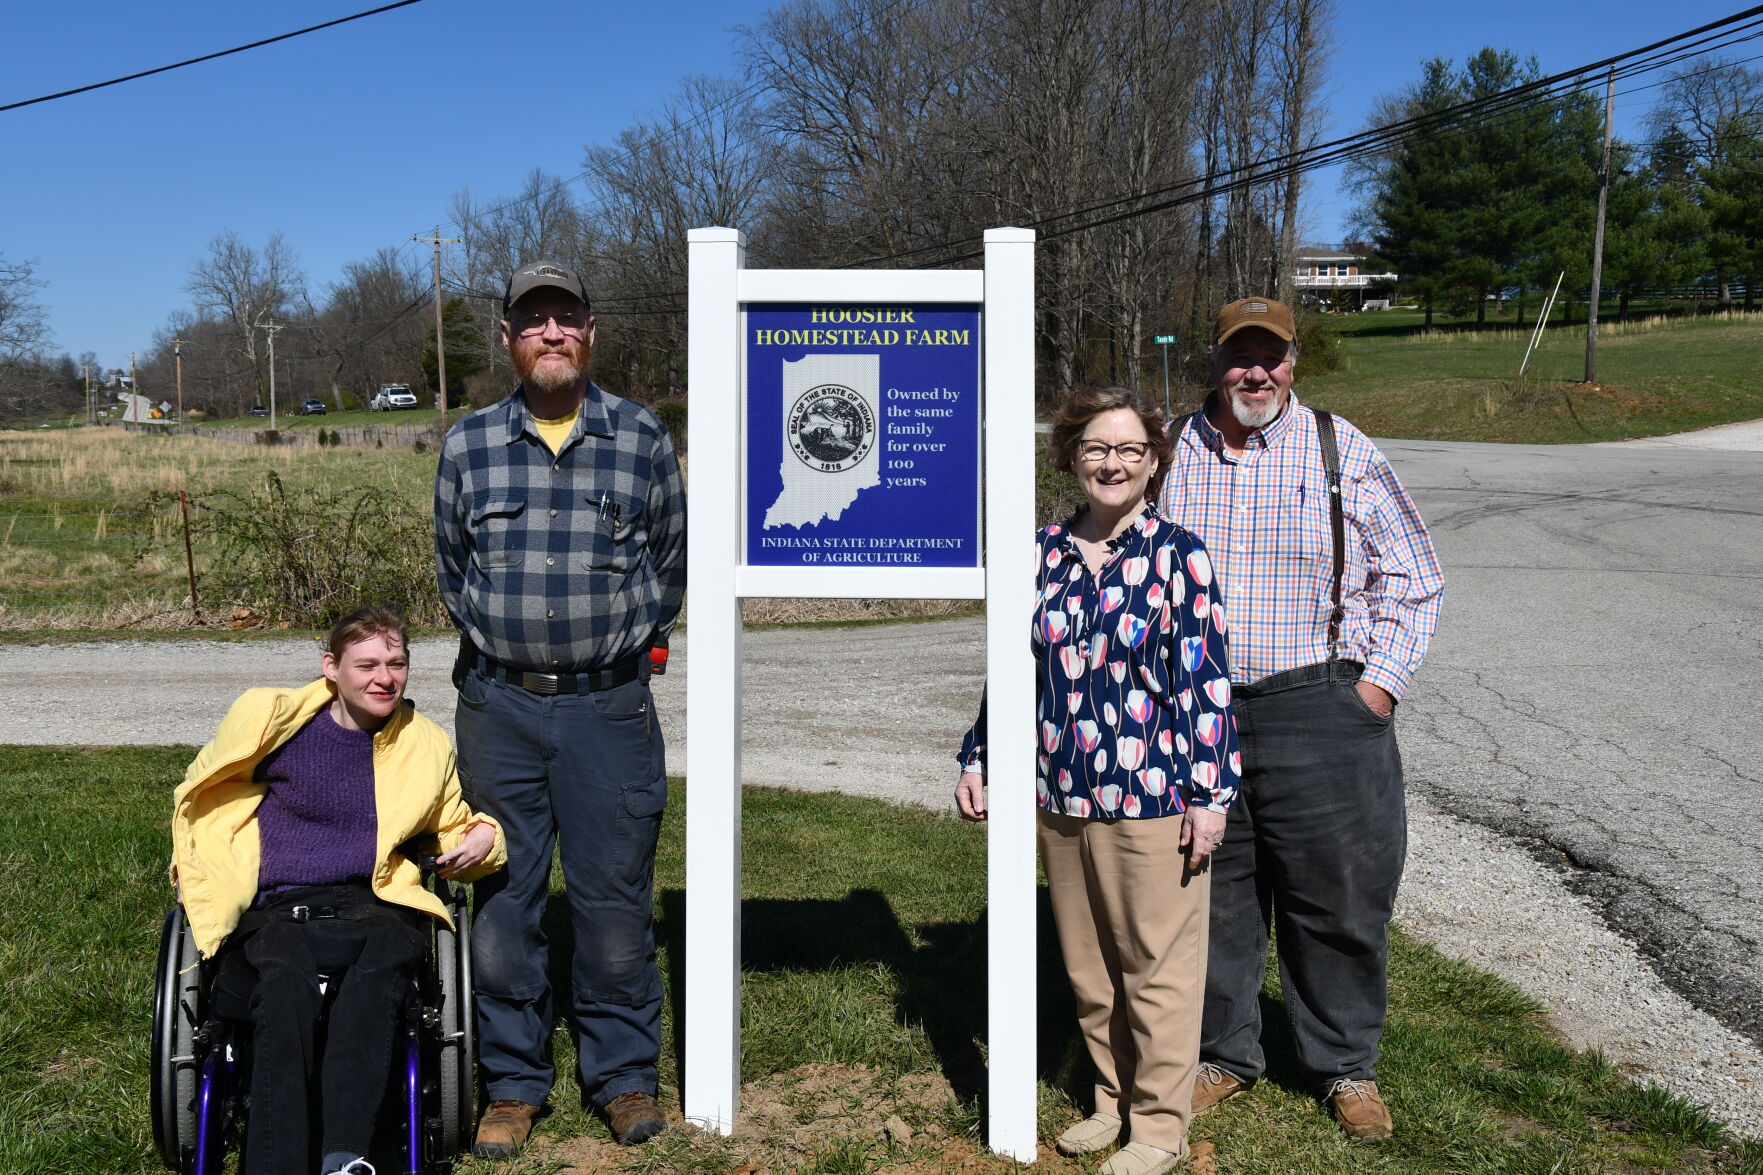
top-left (685, 226), bottom-right (1038, 1162)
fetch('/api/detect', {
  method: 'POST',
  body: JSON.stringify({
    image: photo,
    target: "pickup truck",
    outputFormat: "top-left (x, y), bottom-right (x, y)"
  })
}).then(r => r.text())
top-left (370, 384), bottom-right (419, 411)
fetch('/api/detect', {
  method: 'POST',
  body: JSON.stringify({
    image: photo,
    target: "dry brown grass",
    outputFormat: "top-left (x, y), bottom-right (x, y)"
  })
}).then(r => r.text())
top-left (1, 428), bottom-right (976, 630)
top-left (741, 598), bottom-right (975, 625)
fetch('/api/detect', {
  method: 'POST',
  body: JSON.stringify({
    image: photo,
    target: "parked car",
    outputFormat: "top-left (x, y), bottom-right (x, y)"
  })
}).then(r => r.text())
top-left (370, 384), bottom-right (419, 411)
top-left (298, 398), bottom-right (327, 415)
top-left (247, 405), bottom-right (269, 417)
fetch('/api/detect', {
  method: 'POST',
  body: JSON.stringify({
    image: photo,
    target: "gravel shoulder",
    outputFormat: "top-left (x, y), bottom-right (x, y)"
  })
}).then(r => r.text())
top-left (4, 621), bottom-right (1760, 1138)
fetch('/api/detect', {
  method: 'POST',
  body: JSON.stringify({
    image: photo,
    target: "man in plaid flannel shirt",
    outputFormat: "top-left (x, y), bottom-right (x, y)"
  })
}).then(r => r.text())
top-left (435, 260), bottom-right (684, 1155)
top-left (1158, 297), bottom-right (1443, 1143)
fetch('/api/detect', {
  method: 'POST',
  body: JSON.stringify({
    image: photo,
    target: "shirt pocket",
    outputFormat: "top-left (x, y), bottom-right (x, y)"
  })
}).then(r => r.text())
top-left (581, 488), bottom-right (645, 573)
top-left (1276, 480), bottom-right (1334, 566)
top-left (470, 496), bottom-right (527, 570)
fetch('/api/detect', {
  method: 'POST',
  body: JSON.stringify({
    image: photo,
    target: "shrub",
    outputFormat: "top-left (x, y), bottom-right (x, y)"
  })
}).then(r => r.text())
top-left (193, 471), bottom-right (444, 628)
top-left (1294, 312), bottom-right (1345, 381)
top-left (1035, 435), bottom-right (1084, 526)
top-left (654, 398), bottom-right (687, 454)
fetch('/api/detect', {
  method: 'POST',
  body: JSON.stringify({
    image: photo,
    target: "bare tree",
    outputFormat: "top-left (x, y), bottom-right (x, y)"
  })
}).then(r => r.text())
top-left (184, 230), bottom-right (305, 411)
top-left (317, 247), bottom-right (430, 406)
top-left (0, 253), bottom-right (61, 421)
top-left (1644, 57), bottom-right (1763, 169)
top-left (584, 74), bottom-right (781, 394)
top-left (1273, 0), bottom-right (1332, 302)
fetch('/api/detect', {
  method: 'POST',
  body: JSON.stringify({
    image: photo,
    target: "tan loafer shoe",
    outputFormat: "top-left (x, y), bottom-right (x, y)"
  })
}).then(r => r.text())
top-left (1190, 1062), bottom-right (1248, 1114)
top-left (603, 1090), bottom-right (665, 1145)
top-left (1055, 1111), bottom-right (1122, 1156)
top-left (1326, 1078), bottom-right (1392, 1142)
top-left (1099, 1141), bottom-right (1186, 1175)
top-left (473, 1099), bottom-right (541, 1158)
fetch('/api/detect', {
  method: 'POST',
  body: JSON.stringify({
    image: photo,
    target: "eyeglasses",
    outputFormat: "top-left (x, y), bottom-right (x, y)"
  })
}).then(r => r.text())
top-left (511, 312), bottom-right (589, 338)
top-left (1075, 440), bottom-right (1151, 464)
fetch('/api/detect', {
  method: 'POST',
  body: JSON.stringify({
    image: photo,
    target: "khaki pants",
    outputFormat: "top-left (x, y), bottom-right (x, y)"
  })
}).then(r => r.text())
top-left (1039, 808), bottom-right (1211, 1154)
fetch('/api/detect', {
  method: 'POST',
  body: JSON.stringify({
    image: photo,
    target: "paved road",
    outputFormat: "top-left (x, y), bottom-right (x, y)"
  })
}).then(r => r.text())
top-left (4, 429), bottom-right (1761, 1055)
top-left (1384, 433), bottom-right (1763, 1040)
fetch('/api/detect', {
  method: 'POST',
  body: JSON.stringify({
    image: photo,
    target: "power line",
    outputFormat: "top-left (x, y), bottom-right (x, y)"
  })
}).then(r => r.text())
top-left (0, 1), bottom-right (425, 114)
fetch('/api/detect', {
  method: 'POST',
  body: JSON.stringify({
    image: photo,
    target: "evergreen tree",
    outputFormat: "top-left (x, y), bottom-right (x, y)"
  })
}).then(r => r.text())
top-left (421, 298), bottom-right (487, 408)
top-left (1356, 49), bottom-right (1603, 326)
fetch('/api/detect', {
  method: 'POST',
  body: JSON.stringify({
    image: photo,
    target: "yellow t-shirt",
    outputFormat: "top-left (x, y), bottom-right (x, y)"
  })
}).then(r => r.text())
top-left (533, 406), bottom-right (579, 455)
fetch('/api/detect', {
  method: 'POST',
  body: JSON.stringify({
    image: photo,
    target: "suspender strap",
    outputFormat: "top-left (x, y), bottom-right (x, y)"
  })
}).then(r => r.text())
top-left (1313, 409), bottom-right (1347, 661)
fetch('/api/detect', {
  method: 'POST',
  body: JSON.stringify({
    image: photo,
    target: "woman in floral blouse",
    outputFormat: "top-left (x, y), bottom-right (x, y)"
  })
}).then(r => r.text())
top-left (956, 386), bottom-right (1239, 1175)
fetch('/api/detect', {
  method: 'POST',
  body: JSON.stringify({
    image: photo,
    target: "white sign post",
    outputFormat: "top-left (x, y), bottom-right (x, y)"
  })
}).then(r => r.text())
top-left (684, 226), bottom-right (1038, 1162)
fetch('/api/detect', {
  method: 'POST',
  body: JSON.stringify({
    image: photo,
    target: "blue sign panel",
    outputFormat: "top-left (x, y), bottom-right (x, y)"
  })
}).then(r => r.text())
top-left (744, 303), bottom-right (982, 569)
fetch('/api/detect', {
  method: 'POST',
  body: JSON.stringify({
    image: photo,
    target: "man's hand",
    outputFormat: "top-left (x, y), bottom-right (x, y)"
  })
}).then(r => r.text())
top-left (1355, 679), bottom-right (1395, 719)
top-left (1181, 807), bottom-right (1227, 869)
top-left (437, 822), bottom-right (497, 877)
top-left (955, 771), bottom-right (988, 821)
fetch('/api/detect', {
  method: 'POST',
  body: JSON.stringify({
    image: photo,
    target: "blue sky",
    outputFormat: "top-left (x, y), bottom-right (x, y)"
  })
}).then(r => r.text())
top-left (0, 0), bottom-right (1725, 368)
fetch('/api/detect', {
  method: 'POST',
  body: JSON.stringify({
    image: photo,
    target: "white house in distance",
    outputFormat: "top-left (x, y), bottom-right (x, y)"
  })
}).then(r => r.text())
top-left (1293, 246), bottom-right (1398, 310)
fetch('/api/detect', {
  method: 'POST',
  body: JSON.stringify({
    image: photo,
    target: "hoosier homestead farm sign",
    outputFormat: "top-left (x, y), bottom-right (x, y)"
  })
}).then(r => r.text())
top-left (685, 228), bottom-right (1037, 1163)
top-left (744, 303), bottom-right (982, 569)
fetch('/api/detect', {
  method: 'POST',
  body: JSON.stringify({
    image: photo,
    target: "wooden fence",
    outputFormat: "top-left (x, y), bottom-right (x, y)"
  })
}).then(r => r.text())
top-left (122, 421), bottom-right (438, 449)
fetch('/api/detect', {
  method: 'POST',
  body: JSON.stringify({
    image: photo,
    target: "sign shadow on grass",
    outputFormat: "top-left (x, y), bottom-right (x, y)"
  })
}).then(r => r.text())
top-left (653, 886), bottom-right (1087, 1108)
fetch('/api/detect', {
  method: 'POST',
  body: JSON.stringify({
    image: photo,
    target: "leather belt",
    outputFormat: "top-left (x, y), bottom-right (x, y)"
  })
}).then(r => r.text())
top-left (477, 653), bottom-right (641, 696)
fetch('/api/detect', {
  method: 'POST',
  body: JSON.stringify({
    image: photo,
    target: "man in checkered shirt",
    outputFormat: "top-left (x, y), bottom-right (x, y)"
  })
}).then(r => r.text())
top-left (435, 260), bottom-right (684, 1155)
top-left (1158, 297), bottom-right (1443, 1143)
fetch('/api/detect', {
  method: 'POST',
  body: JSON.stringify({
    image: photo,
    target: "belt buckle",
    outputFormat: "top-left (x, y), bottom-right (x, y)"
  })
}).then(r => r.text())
top-left (519, 671), bottom-right (561, 695)
top-left (290, 904), bottom-right (310, 923)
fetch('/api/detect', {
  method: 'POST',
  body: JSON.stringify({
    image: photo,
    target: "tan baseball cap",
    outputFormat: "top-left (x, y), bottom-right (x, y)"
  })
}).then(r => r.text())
top-left (1215, 297), bottom-right (1296, 344)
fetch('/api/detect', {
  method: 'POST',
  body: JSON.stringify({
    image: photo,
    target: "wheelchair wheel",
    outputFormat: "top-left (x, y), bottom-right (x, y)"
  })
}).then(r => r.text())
top-left (150, 907), bottom-right (203, 1170)
top-left (434, 880), bottom-right (475, 1158)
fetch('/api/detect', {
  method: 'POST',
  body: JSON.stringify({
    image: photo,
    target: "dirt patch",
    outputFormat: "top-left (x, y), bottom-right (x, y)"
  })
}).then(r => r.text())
top-left (526, 1066), bottom-right (1223, 1174)
top-left (536, 1062), bottom-right (970, 1173)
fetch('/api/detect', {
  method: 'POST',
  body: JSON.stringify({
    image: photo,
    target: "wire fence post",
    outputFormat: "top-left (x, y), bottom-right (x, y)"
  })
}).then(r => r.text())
top-left (180, 490), bottom-right (201, 622)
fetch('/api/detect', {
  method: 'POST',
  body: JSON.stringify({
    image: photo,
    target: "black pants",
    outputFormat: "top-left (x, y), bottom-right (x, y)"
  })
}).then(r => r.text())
top-left (1200, 661), bottom-right (1406, 1089)
top-left (229, 885), bottom-right (428, 1175)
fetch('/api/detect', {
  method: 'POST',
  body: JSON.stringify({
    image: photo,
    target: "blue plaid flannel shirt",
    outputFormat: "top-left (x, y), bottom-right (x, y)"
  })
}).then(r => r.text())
top-left (435, 382), bottom-right (686, 672)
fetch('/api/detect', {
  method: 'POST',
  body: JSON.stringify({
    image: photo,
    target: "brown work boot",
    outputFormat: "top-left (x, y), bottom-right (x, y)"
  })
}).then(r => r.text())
top-left (1190, 1061), bottom-right (1249, 1114)
top-left (473, 1099), bottom-right (541, 1158)
top-left (1326, 1078), bottom-right (1393, 1142)
top-left (603, 1090), bottom-right (665, 1145)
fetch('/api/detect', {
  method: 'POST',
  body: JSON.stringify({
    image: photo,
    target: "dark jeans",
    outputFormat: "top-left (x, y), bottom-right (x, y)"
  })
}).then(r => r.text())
top-left (1201, 661), bottom-right (1406, 1089)
top-left (454, 669), bottom-right (667, 1109)
top-left (229, 885), bottom-right (428, 1175)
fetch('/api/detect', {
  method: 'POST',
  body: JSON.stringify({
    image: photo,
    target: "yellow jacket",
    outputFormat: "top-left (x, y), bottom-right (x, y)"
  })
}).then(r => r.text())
top-left (171, 678), bottom-right (505, 957)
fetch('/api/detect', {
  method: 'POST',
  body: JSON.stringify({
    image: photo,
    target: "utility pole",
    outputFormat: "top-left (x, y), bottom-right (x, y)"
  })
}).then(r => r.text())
top-left (83, 364), bottom-right (92, 425)
top-left (172, 337), bottom-right (185, 423)
top-left (413, 227), bottom-right (461, 432)
top-left (262, 322), bottom-right (283, 430)
top-left (129, 353), bottom-right (139, 417)
top-left (1585, 67), bottom-right (1616, 385)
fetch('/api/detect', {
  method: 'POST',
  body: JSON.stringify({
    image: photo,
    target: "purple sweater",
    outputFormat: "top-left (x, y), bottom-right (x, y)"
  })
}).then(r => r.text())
top-left (253, 709), bottom-right (377, 898)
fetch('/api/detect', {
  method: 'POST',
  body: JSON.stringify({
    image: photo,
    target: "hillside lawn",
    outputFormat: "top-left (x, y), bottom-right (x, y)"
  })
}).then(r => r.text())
top-left (1294, 307), bottom-right (1763, 444)
top-left (3, 745), bottom-right (1757, 1175)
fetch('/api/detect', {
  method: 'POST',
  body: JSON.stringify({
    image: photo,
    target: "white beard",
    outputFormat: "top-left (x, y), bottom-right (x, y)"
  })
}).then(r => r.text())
top-left (1229, 388), bottom-right (1287, 430)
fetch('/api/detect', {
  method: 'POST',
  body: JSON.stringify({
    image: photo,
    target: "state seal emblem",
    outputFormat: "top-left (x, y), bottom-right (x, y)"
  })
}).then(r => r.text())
top-left (786, 384), bottom-right (876, 472)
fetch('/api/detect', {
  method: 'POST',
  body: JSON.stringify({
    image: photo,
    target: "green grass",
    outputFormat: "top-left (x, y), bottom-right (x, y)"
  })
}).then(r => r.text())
top-left (4, 745), bottom-right (1757, 1174)
top-left (1295, 307), bottom-right (1763, 443)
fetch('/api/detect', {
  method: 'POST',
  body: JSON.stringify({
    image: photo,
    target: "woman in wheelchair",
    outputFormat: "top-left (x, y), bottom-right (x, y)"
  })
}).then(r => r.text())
top-left (170, 605), bottom-right (504, 1175)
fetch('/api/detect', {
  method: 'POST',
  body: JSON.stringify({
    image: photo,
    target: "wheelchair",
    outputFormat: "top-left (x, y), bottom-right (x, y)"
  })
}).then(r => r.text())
top-left (150, 871), bottom-right (476, 1175)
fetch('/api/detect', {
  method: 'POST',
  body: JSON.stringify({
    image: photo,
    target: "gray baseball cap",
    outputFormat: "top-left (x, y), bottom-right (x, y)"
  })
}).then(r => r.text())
top-left (502, 259), bottom-right (591, 314)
